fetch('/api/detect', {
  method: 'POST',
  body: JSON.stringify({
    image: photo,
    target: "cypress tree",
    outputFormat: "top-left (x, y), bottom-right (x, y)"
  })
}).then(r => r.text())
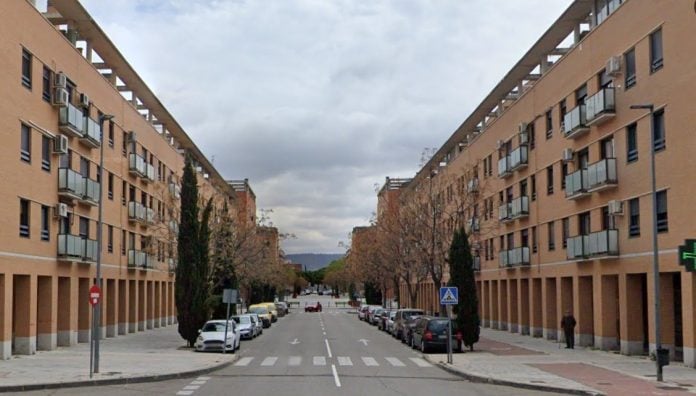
top-left (448, 227), bottom-right (480, 351)
top-left (176, 156), bottom-right (205, 347)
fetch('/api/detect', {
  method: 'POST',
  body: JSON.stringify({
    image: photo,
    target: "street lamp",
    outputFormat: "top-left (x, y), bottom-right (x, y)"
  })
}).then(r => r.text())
top-left (93, 113), bottom-right (114, 375)
top-left (629, 104), bottom-right (663, 382)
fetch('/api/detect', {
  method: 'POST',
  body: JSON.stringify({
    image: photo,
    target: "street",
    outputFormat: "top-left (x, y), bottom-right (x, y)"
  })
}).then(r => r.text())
top-left (16, 296), bottom-right (546, 396)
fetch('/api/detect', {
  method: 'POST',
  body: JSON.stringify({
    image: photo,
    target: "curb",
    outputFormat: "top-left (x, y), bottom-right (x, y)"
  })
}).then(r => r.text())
top-left (423, 354), bottom-right (604, 396)
top-left (0, 353), bottom-right (239, 394)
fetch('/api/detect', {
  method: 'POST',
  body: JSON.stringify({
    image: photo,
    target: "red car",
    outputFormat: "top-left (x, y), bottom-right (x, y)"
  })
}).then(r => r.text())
top-left (304, 302), bottom-right (322, 312)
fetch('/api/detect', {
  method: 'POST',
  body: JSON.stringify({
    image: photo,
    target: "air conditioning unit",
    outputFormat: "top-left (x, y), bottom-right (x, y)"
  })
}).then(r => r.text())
top-left (127, 131), bottom-right (137, 143)
top-left (52, 88), bottom-right (68, 107)
top-left (518, 122), bottom-right (528, 133)
top-left (54, 72), bottom-right (67, 88)
top-left (79, 93), bottom-right (90, 108)
top-left (562, 148), bottom-right (574, 162)
top-left (53, 134), bottom-right (69, 154)
top-left (496, 139), bottom-right (505, 150)
top-left (608, 200), bottom-right (623, 215)
top-left (54, 203), bottom-right (69, 218)
top-left (606, 55), bottom-right (622, 76)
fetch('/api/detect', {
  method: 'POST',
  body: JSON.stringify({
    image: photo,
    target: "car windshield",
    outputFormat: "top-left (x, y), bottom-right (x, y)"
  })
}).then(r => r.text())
top-left (235, 316), bottom-right (251, 324)
top-left (428, 320), bottom-right (451, 332)
top-left (249, 307), bottom-right (268, 314)
top-left (403, 311), bottom-right (423, 319)
top-left (201, 323), bottom-right (227, 332)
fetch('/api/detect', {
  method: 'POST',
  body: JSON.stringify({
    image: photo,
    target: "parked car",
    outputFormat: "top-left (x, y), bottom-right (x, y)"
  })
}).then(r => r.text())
top-left (358, 305), bottom-right (370, 321)
top-left (305, 301), bottom-right (323, 312)
top-left (370, 308), bottom-right (384, 325)
top-left (275, 301), bottom-right (288, 316)
top-left (194, 320), bottom-right (240, 352)
top-left (248, 313), bottom-right (263, 336)
top-left (366, 305), bottom-right (381, 323)
top-left (377, 310), bottom-right (391, 331)
top-left (231, 314), bottom-right (258, 340)
top-left (386, 311), bottom-right (397, 334)
top-left (401, 314), bottom-right (423, 345)
top-left (261, 302), bottom-right (279, 322)
top-left (248, 304), bottom-right (272, 328)
top-left (393, 309), bottom-right (425, 340)
top-left (410, 317), bottom-right (462, 353)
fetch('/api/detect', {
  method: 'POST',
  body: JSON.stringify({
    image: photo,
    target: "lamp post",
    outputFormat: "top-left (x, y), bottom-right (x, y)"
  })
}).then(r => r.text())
top-left (93, 113), bottom-right (114, 374)
top-left (630, 104), bottom-right (663, 382)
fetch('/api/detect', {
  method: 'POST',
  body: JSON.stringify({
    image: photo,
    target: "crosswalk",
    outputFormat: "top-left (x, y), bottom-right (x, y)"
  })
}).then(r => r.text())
top-left (234, 355), bottom-right (432, 368)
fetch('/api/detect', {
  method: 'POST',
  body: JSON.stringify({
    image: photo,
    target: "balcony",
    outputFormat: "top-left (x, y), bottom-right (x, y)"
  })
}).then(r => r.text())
top-left (169, 220), bottom-right (179, 235)
top-left (564, 158), bottom-right (618, 199)
top-left (498, 156), bottom-right (511, 178)
top-left (498, 202), bottom-right (511, 222)
top-left (499, 247), bottom-right (530, 268)
top-left (58, 168), bottom-right (85, 201)
top-left (509, 145), bottom-right (528, 172)
top-left (128, 249), bottom-right (154, 269)
top-left (82, 177), bottom-right (100, 206)
top-left (169, 182), bottom-right (181, 199)
top-left (145, 207), bottom-right (156, 224)
top-left (509, 196), bottom-right (529, 220)
top-left (168, 258), bottom-right (176, 272)
top-left (58, 103), bottom-right (85, 138)
top-left (467, 217), bottom-right (480, 234)
top-left (80, 116), bottom-right (101, 148)
top-left (472, 256), bottom-right (481, 271)
top-left (57, 234), bottom-right (98, 263)
top-left (144, 163), bottom-right (157, 183)
top-left (563, 104), bottom-right (589, 139)
top-left (128, 153), bottom-right (147, 178)
top-left (467, 178), bottom-right (479, 193)
top-left (128, 201), bottom-right (147, 224)
top-left (566, 229), bottom-right (619, 261)
top-left (585, 88), bottom-right (616, 126)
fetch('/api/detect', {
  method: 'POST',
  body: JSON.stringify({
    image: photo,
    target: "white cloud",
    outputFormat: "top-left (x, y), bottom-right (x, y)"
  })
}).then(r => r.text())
top-left (79, 0), bottom-right (573, 253)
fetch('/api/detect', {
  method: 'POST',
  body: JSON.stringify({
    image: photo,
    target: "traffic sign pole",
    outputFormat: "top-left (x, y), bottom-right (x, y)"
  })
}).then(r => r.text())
top-left (440, 287), bottom-right (458, 365)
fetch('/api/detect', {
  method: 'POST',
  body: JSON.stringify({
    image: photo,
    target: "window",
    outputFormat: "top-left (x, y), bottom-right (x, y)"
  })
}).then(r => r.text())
top-left (650, 28), bottom-right (663, 73)
top-left (42, 66), bottom-right (51, 102)
top-left (531, 175), bottom-right (536, 201)
top-left (652, 109), bottom-right (665, 152)
top-left (595, 0), bottom-right (623, 25)
top-left (41, 135), bottom-right (51, 171)
top-left (629, 198), bottom-right (640, 237)
top-left (561, 162), bottom-right (568, 190)
top-left (122, 132), bottom-right (128, 156)
top-left (625, 48), bottom-right (636, 88)
top-left (41, 205), bottom-right (50, 241)
top-left (19, 199), bottom-right (30, 238)
top-left (121, 230), bottom-right (126, 255)
top-left (559, 100), bottom-right (567, 129)
top-left (575, 84), bottom-right (587, 105)
top-left (79, 217), bottom-right (89, 239)
top-left (20, 123), bottom-right (31, 163)
top-left (122, 181), bottom-right (127, 206)
top-left (59, 150), bottom-right (71, 168)
top-left (627, 123), bottom-right (638, 163)
top-left (108, 121), bottom-right (114, 148)
top-left (598, 68), bottom-right (613, 89)
top-left (562, 217), bottom-right (569, 248)
top-left (532, 226), bottom-right (538, 254)
top-left (108, 172), bottom-right (114, 200)
top-left (601, 206), bottom-right (613, 230)
top-left (579, 212), bottom-right (591, 235)
top-left (108, 225), bottom-right (114, 253)
top-left (600, 136), bottom-right (615, 159)
top-left (548, 221), bottom-right (555, 251)
top-left (546, 166), bottom-right (554, 195)
top-left (21, 48), bottom-right (32, 89)
top-left (545, 110), bottom-right (553, 139)
top-left (656, 190), bottom-right (668, 233)
top-left (80, 157), bottom-right (90, 178)
top-left (529, 122), bottom-right (535, 150)
top-left (521, 229), bottom-right (529, 248)
top-left (520, 179), bottom-right (528, 197)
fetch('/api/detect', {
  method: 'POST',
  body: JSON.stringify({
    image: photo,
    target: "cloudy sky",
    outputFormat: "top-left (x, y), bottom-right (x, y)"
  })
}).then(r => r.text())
top-left (76, 0), bottom-right (572, 254)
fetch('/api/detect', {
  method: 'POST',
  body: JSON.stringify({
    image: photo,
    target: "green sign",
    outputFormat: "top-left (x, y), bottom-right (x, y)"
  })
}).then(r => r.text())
top-left (678, 239), bottom-right (696, 272)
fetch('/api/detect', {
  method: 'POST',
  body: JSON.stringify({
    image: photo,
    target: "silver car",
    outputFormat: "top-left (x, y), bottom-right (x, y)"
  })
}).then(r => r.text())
top-left (248, 313), bottom-right (263, 336)
top-left (231, 314), bottom-right (257, 339)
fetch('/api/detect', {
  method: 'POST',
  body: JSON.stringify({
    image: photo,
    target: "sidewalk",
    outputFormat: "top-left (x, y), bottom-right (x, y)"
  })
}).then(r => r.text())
top-left (0, 325), bottom-right (236, 392)
top-left (424, 328), bottom-right (696, 395)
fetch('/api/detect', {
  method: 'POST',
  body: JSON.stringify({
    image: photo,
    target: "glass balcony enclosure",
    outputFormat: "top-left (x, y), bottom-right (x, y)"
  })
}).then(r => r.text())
top-left (80, 116), bottom-right (101, 148)
top-left (509, 145), bottom-right (528, 171)
top-left (58, 103), bottom-right (85, 138)
top-left (498, 156), bottom-right (510, 178)
top-left (565, 158), bottom-right (617, 199)
top-left (128, 249), bottom-right (153, 268)
top-left (128, 153), bottom-right (147, 178)
top-left (499, 247), bottom-right (530, 268)
top-left (499, 196), bottom-right (529, 222)
top-left (58, 168), bottom-right (85, 200)
top-left (128, 201), bottom-right (147, 223)
top-left (57, 233), bottom-right (98, 263)
top-left (566, 229), bottom-right (619, 260)
top-left (585, 88), bottom-right (616, 126)
top-left (563, 104), bottom-right (589, 139)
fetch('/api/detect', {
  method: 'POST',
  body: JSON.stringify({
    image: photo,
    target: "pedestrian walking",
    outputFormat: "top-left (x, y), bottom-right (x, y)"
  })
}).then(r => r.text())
top-left (560, 310), bottom-right (577, 349)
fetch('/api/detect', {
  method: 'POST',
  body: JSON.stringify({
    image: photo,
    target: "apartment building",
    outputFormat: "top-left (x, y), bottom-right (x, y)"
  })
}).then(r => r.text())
top-left (0, 0), bottom-right (239, 358)
top-left (375, 0), bottom-right (696, 367)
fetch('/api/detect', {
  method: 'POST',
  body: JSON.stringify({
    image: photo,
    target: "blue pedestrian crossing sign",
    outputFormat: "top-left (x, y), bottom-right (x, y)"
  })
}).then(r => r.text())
top-left (440, 287), bottom-right (459, 305)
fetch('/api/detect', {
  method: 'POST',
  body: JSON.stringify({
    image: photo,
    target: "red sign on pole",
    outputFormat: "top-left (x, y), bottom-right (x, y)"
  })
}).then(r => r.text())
top-left (89, 284), bottom-right (101, 306)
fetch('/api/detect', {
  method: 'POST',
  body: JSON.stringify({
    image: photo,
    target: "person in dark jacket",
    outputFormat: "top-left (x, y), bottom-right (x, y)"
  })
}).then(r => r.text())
top-left (561, 310), bottom-right (577, 349)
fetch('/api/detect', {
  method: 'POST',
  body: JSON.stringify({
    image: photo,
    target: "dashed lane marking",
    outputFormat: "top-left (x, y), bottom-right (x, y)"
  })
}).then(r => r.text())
top-left (313, 356), bottom-right (327, 366)
top-left (288, 356), bottom-right (302, 366)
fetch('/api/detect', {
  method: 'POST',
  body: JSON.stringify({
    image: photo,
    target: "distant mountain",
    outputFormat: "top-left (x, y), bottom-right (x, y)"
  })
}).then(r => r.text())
top-left (286, 253), bottom-right (344, 271)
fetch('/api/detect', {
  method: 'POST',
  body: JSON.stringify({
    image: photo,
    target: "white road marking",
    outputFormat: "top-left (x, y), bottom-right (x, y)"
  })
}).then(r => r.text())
top-left (197, 376), bottom-right (211, 380)
top-left (362, 357), bottom-right (379, 366)
top-left (234, 357), bottom-right (254, 366)
top-left (385, 357), bottom-right (405, 367)
top-left (183, 385), bottom-right (200, 390)
top-left (190, 380), bottom-right (206, 385)
top-left (409, 357), bottom-right (432, 367)
top-left (176, 392), bottom-right (193, 396)
top-left (261, 357), bottom-right (278, 366)
top-left (332, 364), bottom-right (342, 387)
top-left (323, 332), bottom-right (326, 335)
top-left (325, 339), bottom-right (333, 357)
top-left (313, 356), bottom-right (327, 366)
top-left (337, 356), bottom-right (353, 366)
top-left (288, 356), bottom-right (302, 366)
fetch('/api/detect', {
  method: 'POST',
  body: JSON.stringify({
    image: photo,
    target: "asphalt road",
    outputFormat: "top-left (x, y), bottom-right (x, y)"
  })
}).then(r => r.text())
top-left (18, 296), bottom-right (547, 395)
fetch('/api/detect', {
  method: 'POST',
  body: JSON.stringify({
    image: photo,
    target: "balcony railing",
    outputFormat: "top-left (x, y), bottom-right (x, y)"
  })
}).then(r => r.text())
top-left (566, 229), bottom-right (619, 260)
top-left (144, 163), bottom-right (156, 183)
top-left (467, 178), bottom-right (479, 193)
top-left (82, 177), bottom-right (100, 206)
top-left (128, 249), bottom-right (153, 269)
top-left (585, 88), bottom-right (616, 126)
top-left (169, 220), bottom-right (179, 235)
top-left (168, 258), bottom-right (176, 272)
top-left (564, 158), bottom-right (618, 199)
top-left (509, 145), bottom-right (528, 171)
top-left (58, 168), bottom-right (85, 200)
top-left (467, 217), bottom-right (480, 233)
top-left (169, 183), bottom-right (181, 199)
top-left (58, 103), bottom-right (85, 138)
top-left (509, 196), bottom-right (529, 219)
top-left (498, 202), bottom-right (510, 221)
top-left (128, 201), bottom-right (147, 223)
top-left (80, 117), bottom-right (101, 148)
top-left (128, 153), bottom-right (147, 178)
top-left (472, 256), bottom-right (481, 271)
top-left (498, 156), bottom-right (511, 178)
top-left (57, 233), bottom-right (98, 263)
top-left (563, 104), bottom-right (589, 139)
top-left (145, 207), bottom-right (156, 224)
top-left (499, 247), bottom-right (530, 268)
